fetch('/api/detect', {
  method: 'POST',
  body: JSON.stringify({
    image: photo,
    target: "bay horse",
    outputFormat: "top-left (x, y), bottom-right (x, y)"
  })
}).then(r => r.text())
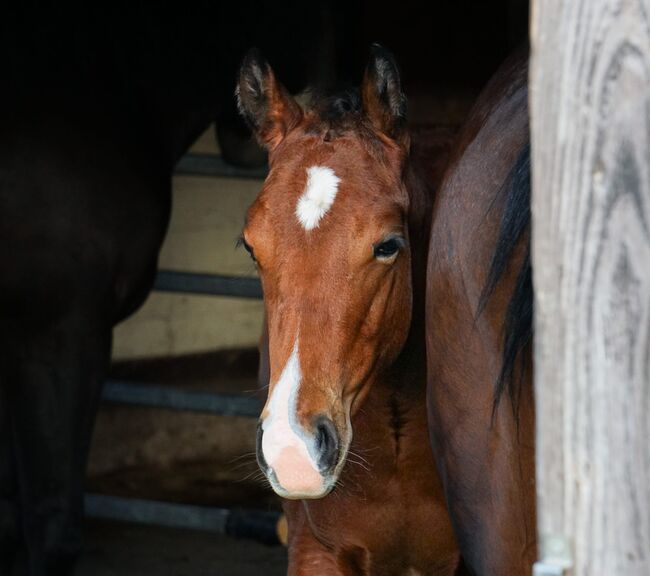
top-left (426, 51), bottom-right (535, 575)
top-left (237, 46), bottom-right (466, 574)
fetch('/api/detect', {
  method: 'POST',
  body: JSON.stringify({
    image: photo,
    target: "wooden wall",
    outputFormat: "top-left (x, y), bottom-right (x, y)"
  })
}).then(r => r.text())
top-left (530, 0), bottom-right (650, 573)
top-left (112, 128), bottom-right (264, 360)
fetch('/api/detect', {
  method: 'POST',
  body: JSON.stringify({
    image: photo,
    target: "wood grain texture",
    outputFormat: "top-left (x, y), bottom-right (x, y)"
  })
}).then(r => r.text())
top-left (530, 0), bottom-right (650, 573)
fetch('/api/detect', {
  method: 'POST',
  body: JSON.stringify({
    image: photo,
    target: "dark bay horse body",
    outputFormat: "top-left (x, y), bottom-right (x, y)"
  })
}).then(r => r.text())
top-left (0, 4), bottom-right (327, 574)
top-left (237, 47), bottom-right (466, 575)
top-left (0, 103), bottom-right (174, 576)
top-left (0, 50), bottom-right (203, 576)
top-left (426, 52), bottom-right (535, 575)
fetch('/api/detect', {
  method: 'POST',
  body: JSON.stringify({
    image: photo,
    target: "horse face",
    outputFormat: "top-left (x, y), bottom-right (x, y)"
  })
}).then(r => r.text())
top-left (238, 46), bottom-right (411, 499)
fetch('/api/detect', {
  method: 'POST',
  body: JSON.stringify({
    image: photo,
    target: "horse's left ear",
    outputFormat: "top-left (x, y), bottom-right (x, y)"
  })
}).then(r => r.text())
top-left (362, 44), bottom-right (408, 148)
top-left (236, 48), bottom-right (303, 150)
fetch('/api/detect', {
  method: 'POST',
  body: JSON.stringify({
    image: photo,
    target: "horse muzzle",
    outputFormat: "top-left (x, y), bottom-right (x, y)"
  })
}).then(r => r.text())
top-left (256, 415), bottom-right (342, 499)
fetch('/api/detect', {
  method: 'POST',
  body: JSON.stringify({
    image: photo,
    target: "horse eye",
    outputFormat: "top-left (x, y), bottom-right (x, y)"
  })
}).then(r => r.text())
top-left (373, 237), bottom-right (403, 260)
top-left (239, 237), bottom-right (257, 263)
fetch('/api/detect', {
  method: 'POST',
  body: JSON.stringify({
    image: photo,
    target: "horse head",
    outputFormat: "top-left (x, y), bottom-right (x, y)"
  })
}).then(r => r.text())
top-left (237, 46), bottom-right (414, 499)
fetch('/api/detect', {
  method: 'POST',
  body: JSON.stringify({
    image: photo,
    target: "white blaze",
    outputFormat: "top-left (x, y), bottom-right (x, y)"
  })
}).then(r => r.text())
top-left (261, 339), bottom-right (319, 473)
top-left (296, 166), bottom-right (341, 230)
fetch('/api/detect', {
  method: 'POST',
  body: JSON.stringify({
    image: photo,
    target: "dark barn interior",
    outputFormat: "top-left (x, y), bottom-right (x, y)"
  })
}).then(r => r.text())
top-left (0, 1), bottom-right (528, 574)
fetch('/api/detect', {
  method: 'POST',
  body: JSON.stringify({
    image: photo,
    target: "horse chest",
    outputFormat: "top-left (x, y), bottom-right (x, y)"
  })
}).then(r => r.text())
top-left (296, 492), bottom-right (459, 575)
top-left (290, 425), bottom-right (459, 575)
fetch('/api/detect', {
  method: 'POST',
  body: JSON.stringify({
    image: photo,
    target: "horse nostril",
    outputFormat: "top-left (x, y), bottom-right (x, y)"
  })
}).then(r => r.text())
top-left (255, 420), bottom-right (268, 473)
top-left (314, 416), bottom-right (339, 473)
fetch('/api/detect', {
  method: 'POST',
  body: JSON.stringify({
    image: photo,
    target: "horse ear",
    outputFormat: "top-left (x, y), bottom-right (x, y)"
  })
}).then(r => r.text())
top-left (236, 48), bottom-right (303, 150)
top-left (361, 44), bottom-right (408, 147)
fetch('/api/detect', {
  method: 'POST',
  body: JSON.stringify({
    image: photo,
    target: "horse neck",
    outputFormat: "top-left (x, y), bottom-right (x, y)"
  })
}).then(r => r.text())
top-left (161, 100), bottom-right (218, 167)
top-left (130, 66), bottom-right (221, 170)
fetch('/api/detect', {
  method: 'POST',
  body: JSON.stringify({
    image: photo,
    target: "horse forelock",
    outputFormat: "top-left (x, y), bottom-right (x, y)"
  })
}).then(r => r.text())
top-left (297, 89), bottom-right (403, 162)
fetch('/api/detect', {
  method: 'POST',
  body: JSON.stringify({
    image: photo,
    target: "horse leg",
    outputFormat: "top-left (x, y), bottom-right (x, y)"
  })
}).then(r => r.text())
top-left (6, 312), bottom-right (110, 576)
top-left (0, 380), bottom-right (20, 575)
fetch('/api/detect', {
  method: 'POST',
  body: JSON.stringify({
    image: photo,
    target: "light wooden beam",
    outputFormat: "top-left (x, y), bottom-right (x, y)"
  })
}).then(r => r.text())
top-left (530, 0), bottom-right (650, 574)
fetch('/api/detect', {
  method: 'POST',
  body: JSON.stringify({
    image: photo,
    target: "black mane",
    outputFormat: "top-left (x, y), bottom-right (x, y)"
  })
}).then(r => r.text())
top-left (305, 88), bottom-right (372, 139)
top-left (314, 89), bottom-right (363, 122)
top-left (477, 142), bottom-right (532, 416)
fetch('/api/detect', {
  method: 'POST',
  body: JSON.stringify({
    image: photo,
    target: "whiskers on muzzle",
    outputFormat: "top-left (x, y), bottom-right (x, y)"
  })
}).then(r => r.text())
top-left (256, 415), bottom-right (347, 499)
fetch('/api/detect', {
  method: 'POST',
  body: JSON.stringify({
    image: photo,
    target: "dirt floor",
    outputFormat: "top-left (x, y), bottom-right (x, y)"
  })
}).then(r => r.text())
top-left (78, 520), bottom-right (287, 576)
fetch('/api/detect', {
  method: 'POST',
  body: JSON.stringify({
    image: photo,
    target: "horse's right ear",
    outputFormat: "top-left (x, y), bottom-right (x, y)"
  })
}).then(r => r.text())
top-left (361, 44), bottom-right (408, 148)
top-left (236, 48), bottom-right (303, 150)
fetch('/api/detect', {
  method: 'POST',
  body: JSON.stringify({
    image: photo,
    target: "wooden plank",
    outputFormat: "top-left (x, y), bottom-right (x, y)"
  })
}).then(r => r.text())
top-left (154, 270), bottom-right (263, 299)
top-left (530, 0), bottom-right (650, 574)
top-left (85, 494), bottom-right (229, 532)
top-left (84, 494), bottom-right (281, 545)
top-left (102, 380), bottom-right (262, 418)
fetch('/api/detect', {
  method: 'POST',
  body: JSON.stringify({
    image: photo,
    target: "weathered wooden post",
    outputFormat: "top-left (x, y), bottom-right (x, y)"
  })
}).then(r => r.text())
top-left (530, 0), bottom-right (650, 574)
